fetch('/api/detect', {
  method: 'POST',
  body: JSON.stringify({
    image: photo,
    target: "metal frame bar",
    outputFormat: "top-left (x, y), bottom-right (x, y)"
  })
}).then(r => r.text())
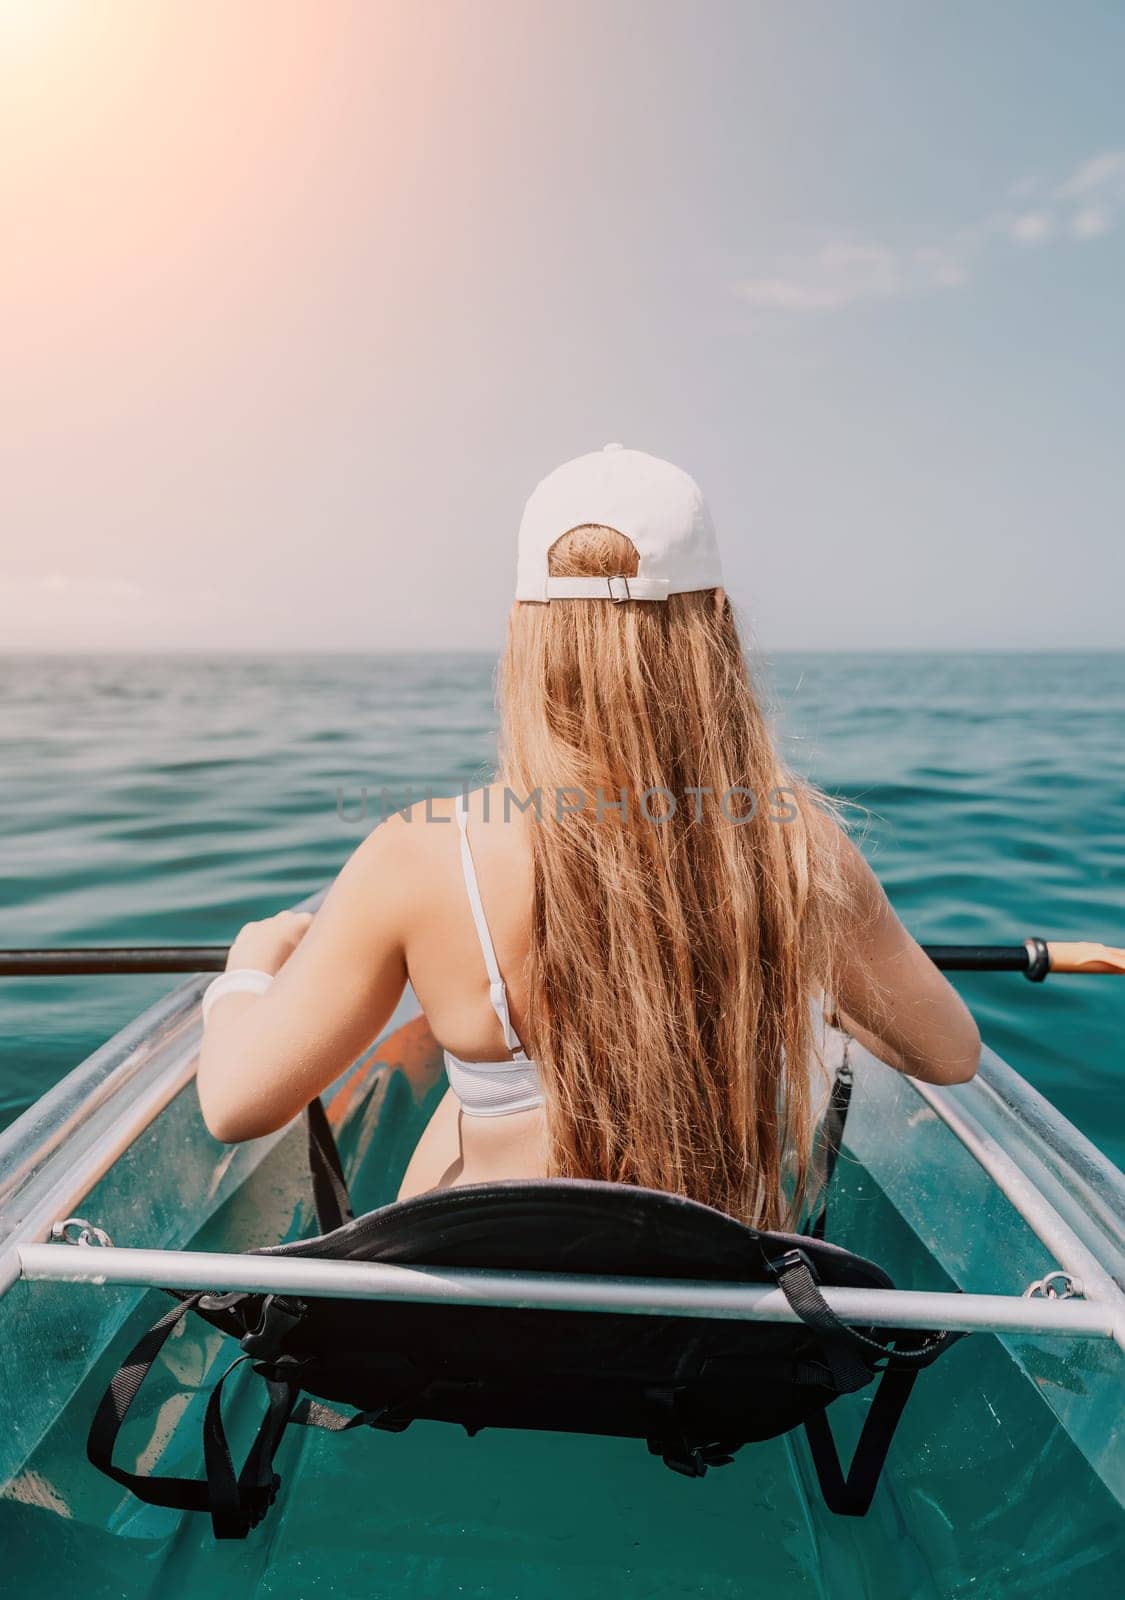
top-left (904, 1068), bottom-right (1125, 1310)
top-left (4, 996), bottom-right (1123, 1354)
top-left (17, 1244), bottom-right (1125, 1343)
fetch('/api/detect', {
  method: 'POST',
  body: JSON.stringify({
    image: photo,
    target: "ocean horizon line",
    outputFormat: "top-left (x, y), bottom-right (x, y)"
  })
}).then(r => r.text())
top-left (3, 645), bottom-right (1124, 661)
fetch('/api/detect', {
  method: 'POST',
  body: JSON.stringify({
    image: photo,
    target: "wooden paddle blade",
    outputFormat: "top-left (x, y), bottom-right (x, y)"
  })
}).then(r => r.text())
top-left (1047, 942), bottom-right (1125, 975)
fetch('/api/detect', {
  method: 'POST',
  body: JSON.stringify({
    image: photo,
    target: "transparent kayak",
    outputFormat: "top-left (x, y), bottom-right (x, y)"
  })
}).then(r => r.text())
top-left (0, 971), bottom-right (1122, 1599)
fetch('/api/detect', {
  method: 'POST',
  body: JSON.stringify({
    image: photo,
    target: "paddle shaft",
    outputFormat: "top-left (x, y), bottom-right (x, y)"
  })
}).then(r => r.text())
top-left (0, 940), bottom-right (1121, 978)
top-left (0, 947), bottom-right (228, 975)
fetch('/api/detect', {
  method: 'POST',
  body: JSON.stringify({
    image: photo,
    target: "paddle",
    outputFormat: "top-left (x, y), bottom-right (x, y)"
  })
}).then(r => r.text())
top-left (0, 941), bottom-right (1122, 979)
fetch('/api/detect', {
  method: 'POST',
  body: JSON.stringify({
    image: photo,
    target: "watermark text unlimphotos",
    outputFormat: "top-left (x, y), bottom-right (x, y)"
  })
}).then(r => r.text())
top-left (335, 785), bottom-right (799, 826)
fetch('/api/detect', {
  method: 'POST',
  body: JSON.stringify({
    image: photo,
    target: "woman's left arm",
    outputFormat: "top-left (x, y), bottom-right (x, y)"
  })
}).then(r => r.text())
top-left (197, 818), bottom-right (411, 1142)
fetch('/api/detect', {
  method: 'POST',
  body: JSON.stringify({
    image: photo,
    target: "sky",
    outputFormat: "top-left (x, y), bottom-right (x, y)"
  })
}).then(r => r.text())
top-left (2, 0), bottom-right (1123, 652)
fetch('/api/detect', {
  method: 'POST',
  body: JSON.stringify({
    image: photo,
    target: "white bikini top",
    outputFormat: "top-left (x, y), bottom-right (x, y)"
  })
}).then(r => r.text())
top-left (443, 793), bottom-right (546, 1118)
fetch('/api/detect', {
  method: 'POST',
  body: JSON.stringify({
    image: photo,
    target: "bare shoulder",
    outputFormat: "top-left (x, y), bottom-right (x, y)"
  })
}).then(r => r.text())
top-left (363, 785), bottom-right (528, 859)
top-left (395, 785), bottom-right (535, 834)
top-left (803, 803), bottom-right (887, 916)
top-left (472, 782), bottom-right (538, 833)
top-left (340, 787), bottom-right (531, 907)
top-left (348, 799), bottom-right (454, 883)
top-left (803, 800), bottom-right (857, 870)
top-left (325, 810), bottom-right (410, 907)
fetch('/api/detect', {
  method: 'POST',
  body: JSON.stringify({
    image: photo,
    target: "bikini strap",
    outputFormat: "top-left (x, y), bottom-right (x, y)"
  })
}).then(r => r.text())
top-left (455, 793), bottom-right (528, 1060)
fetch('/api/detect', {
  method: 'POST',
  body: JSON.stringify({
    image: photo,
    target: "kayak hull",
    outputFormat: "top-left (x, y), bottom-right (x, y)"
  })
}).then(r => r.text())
top-left (0, 980), bottom-right (1122, 1598)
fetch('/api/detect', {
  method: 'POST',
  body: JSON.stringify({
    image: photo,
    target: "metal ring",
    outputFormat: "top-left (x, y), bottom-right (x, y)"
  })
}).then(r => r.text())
top-left (50, 1216), bottom-right (114, 1249)
top-left (1023, 1270), bottom-right (1083, 1301)
top-left (1023, 936), bottom-right (1051, 983)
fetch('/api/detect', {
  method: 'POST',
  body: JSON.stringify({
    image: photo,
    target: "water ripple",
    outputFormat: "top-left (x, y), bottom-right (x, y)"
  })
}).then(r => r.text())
top-left (1, 650), bottom-right (1122, 1165)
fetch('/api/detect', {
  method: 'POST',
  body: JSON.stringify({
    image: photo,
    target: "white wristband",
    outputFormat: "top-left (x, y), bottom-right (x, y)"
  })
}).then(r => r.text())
top-left (202, 968), bottom-right (274, 1025)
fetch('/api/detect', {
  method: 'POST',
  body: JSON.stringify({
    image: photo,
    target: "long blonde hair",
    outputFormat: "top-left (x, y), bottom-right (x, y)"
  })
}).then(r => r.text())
top-left (498, 526), bottom-right (846, 1228)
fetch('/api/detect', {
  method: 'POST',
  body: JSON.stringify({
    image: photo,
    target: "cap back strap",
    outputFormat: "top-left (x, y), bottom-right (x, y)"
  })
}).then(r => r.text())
top-left (522, 576), bottom-right (672, 603)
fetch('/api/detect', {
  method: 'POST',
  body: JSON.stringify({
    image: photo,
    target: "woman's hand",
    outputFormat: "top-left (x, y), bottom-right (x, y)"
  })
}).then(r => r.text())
top-left (226, 909), bottom-right (314, 976)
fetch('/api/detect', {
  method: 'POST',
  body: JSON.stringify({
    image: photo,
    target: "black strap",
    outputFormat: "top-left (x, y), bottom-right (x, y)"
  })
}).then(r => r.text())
top-left (87, 1102), bottom-right (350, 1536)
top-left (808, 1047), bottom-right (854, 1241)
top-left (305, 1096), bottom-right (353, 1234)
top-left (87, 1296), bottom-right (299, 1539)
top-left (290, 1398), bottom-right (378, 1432)
top-left (769, 1253), bottom-right (872, 1393)
top-left (290, 1398), bottom-right (416, 1433)
top-left (767, 1250), bottom-right (959, 1380)
top-left (769, 1240), bottom-right (957, 1516)
top-left (802, 1365), bottom-right (919, 1516)
top-left (644, 1385), bottom-right (739, 1478)
top-left (290, 1364), bottom-right (430, 1436)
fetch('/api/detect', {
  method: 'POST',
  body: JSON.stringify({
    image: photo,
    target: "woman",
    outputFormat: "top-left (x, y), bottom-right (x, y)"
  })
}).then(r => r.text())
top-left (198, 445), bottom-right (979, 1228)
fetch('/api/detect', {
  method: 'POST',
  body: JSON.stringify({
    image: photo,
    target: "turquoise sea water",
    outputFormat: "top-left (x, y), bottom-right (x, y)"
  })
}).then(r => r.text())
top-left (1, 651), bottom-right (1122, 1167)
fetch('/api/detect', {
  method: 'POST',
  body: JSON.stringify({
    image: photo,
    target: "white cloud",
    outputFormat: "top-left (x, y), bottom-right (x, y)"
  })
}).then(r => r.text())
top-left (1007, 173), bottom-right (1040, 201)
top-left (736, 241), bottom-right (971, 315)
top-left (737, 277), bottom-right (849, 313)
top-left (1057, 150), bottom-right (1125, 200)
top-left (1008, 211), bottom-right (1052, 245)
top-left (1052, 149), bottom-right (1125, 241)
top-left (738, 243), bottom-right (905, 313)
top-left (734, 148), bottom-right (1124, 318)
top-left (1071, 206), bottom-right (1112, 240)
top-left (918, 253), bottom-right (968, 288)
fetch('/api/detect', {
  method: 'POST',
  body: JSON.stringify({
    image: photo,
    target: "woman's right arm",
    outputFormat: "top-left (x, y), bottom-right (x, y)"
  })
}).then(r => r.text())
top-left (828, 825), bottom-right (981, 1085)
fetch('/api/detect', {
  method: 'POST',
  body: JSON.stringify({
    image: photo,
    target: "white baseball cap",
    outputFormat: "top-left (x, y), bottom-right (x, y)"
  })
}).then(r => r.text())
top-left (515, 443), bottom-right (723, 603)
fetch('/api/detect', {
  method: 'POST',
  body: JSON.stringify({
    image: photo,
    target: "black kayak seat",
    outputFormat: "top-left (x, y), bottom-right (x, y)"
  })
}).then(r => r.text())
top-left (88, 1156), bottom-right (961, 1540)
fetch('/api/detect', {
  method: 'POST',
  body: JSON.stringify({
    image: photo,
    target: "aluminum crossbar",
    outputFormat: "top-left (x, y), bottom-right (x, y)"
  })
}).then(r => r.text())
top-left (16, 1244), bottom-right (1125, 1343)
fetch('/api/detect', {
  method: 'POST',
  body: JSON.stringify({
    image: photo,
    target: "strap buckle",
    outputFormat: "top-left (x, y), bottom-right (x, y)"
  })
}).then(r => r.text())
top-left (651, 1438), bottom-right (736, 1478)
top-left (767, 1246), bottom-right (817, 1283)
top-left (607, 575), bottom-right (631, 602)
top-left (242, 1295), bottom-right (307, 1360)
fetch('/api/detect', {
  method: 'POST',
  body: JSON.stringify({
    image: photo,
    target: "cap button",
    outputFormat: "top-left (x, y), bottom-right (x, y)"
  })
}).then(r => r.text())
top-left (603, 441), bottom-right (624, 452)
